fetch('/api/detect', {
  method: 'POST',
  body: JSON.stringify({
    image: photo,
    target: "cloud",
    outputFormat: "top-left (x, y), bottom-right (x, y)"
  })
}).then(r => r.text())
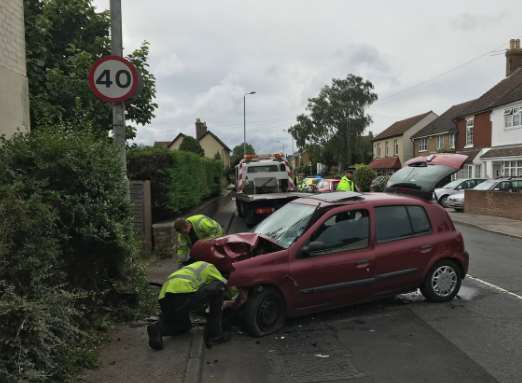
top-left (449, 12), bottom-right (508, 31)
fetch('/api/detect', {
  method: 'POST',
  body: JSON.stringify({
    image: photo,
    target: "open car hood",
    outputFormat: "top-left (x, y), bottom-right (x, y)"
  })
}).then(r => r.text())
top-left (385, 154), bottom-right (468, 199)
top-left (190, 233), bottom-right (284, 273)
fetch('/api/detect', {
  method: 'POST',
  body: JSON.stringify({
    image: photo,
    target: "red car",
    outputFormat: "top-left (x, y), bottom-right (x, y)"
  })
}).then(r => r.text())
top-left (316, 178), bottom-right (341, 193)
top-left (192, 154), bottom-right (470, 336)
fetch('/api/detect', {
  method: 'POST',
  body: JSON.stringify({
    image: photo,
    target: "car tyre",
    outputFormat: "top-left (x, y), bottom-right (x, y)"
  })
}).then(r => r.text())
top-left (438, 195), bottom-right (449, 207)
top-left (244, 287), bottom-right (286, 337)
top-left (421, 260), bottom-right (462, 302)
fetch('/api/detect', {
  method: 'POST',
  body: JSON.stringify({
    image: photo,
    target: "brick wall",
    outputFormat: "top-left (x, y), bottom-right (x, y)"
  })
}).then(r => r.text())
top-left (413, 133), bottom-right (454, 157)
top-left (455, 111), bottom-right (492, 150)
top-left (464, 190), bottom-right (522, 220)
top-left (0, 0), bottom-right (30, 137)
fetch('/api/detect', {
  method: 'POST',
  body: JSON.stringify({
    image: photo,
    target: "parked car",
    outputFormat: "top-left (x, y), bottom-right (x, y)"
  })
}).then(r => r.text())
top-left (446, 177), bottom-right (522, 211)
top-left (192, 153), bottom-right (470, 337)
top-left (316, 178), bottom-right (340, 193)
top-left (434, 178), bottom-right (486, 206)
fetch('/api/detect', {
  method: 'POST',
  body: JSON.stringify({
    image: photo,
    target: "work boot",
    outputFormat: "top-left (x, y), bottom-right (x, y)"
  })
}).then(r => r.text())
top-left (205, 331), bottom-right (232, 349)
top-left (147, 323), bottom-right (163, 350)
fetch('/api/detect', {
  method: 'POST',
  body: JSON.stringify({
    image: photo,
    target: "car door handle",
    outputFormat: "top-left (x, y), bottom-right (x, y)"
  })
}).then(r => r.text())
top-left (420, 245), bottom-right (433, 254)
top-left (354, 259), bottom-right (370, 268)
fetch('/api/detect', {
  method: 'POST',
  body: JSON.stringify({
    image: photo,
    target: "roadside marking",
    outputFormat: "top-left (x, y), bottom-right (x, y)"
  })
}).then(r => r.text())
top-left (467, 275), bottom-right (522, 302)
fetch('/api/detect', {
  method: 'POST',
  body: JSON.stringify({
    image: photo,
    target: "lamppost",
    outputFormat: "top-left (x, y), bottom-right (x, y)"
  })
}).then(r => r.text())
top-left (243, 91), bottom-right (256, 157)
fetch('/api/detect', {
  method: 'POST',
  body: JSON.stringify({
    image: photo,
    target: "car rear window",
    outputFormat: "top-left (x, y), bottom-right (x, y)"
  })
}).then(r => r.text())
top-left (247, 165), bottom-right (279, 173)
top-left (375, 205), bottom-right (431, 242)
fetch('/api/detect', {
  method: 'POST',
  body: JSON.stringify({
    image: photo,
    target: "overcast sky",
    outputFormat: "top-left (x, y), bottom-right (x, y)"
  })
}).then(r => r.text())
top-left (95, 0), bottom-right (521, 153)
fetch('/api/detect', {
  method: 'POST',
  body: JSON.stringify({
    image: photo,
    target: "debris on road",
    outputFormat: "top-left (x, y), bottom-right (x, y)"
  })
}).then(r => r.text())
top-left (314, 354), bottom-right (330, 358)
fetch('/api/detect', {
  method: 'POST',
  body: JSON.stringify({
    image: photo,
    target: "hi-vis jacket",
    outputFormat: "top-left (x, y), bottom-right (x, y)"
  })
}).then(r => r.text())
top-left (159, 261), bottom-right (226, 299)
top-left (336, 176), bottom-right (355, 192)
top-left (176, 214), bottom-right (224, 263)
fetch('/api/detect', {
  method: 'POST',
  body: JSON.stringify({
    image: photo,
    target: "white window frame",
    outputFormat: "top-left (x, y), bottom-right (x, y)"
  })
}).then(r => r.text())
top-left (393, 139), bottom-right (399, 156)
top-left (449, 133), bottom-right (455, 149)
top-left (376, 143), bottom-right (381, 158)
top-left (436, 135), bottom-right (444, 151)
top-left (504, 107), bottom-right (522, 130)
top-left (418, 138), bottom-right (428, 152)
top-left (465, 117), bottom-right (474, 147)
top-left (502, 160), bottom-right (522, 176)
top-left (385, 142), bottom-right (389, 157)
top-left (465, 164), bottom-right (473, 178)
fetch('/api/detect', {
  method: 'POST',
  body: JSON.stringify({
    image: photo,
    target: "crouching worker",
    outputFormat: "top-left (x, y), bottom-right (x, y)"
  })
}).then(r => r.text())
top-left (174, 215), bottom-right (224, 264)
top-left (147, 261), bottom-right (235, 350)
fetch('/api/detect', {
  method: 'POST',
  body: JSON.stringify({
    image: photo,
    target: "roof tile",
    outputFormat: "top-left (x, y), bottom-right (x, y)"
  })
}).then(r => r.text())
top-left (374, 111), bottom-right (433, 141)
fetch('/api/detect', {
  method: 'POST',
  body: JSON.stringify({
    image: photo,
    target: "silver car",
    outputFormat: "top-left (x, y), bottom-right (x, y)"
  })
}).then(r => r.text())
top-left (446, 177), bottom-right (522, 211)
top-left (434, 178), bottom-right (486, 207)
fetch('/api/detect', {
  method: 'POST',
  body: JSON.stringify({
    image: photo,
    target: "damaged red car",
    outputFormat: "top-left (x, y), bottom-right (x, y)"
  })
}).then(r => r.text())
top-left (192, 154), bottom-right (470, 337)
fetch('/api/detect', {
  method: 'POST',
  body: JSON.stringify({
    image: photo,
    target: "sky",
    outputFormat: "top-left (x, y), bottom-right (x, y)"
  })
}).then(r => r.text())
top-left (95, 0), bottom-right (522, 154)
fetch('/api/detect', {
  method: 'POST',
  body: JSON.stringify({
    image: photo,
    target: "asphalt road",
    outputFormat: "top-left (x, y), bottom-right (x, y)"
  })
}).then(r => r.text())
top-left (201, 195), bottom-right (522, 383)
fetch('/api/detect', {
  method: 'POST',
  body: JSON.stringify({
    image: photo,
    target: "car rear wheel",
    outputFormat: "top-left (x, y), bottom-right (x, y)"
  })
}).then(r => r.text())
top-left (438, 195), bottom-right (449, 207)
top-left (421, 260), bottom-right (462, 302)
top-left (244, 287), bottom-right (286, 337)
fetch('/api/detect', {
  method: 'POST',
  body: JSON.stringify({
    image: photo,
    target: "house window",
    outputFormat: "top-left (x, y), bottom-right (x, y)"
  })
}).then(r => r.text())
top-left (466, 164), bottom-right (473, 178)
top-left (475, 164), bottom-right (481, 178)
top-left (504, 107), bottom-right (522, 129)
top-left (418, 138), bottom-right (427, 152)
top-left (502, 160), bottom-right (522, 176)
top-left (394, 139), bottom-right (399, 156)
top-left (376, 144), bottom-right (381, 158)
top-left (465, 118), bottom-right (474, 146)
top-left (385, 142), bottom-right (389, 157)
top-left (449, 133), bottom-right (455, 149)
top-left (436, 135), bottom-right (444, 151)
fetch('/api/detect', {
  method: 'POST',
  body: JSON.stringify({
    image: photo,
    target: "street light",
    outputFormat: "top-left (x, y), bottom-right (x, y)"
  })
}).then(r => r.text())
top-left (243, 91), bottom-right (256, 157)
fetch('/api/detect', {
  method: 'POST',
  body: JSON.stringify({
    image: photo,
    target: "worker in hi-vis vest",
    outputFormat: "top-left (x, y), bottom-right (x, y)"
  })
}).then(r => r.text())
top-left (336, 169), bottom-right (356, 192)
top-left (174, 215), bottom-right (224, 264)
top-left (147, 261), bottom-right (247, 350)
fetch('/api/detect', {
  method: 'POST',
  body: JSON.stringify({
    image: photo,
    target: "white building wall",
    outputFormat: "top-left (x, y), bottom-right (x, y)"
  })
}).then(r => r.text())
top-left (0, 0), bottom-right (30, 138)
top-left (490, 101), bottom-right (522, 146)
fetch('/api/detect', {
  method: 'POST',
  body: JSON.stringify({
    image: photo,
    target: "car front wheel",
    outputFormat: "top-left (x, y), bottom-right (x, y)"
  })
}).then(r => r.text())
top-left (421, 260), bottom-right (462, 302)
top-left (438, 195), bottom-right (449, 207)
top-left (243, 287), bottom-right (286, 337)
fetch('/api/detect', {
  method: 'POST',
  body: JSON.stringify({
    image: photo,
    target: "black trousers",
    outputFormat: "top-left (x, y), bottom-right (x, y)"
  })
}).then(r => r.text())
top-left (158, 281), bottom-right (225, 339)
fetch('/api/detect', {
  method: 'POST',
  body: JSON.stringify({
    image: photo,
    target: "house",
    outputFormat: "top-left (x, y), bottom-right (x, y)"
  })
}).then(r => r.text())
top-left (452, 39), bottom-right (522, 178)
top-left (411, 100), bottom-right (475, 157)
top-left (159, 119), bottom-right (232, 168)
top-left (370, 111), bottom-right (438, 175)
top-left (0, 0), bottom-right (30, 138)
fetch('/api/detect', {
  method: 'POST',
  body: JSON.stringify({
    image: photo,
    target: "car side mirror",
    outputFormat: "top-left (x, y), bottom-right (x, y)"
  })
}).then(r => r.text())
top-left (299, 241), bottom-right (324, 258)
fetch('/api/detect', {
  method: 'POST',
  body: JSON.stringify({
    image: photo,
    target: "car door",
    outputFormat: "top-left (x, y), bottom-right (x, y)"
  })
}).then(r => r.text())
top-left (288, 207), bottom-right (375, 312)
top-left (372, 204), bottom-right (433, 296)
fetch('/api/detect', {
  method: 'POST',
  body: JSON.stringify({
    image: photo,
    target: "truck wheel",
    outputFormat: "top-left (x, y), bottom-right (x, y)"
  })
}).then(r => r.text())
top-left (245, 206), bottom-right (256, 228)
top-left (244, 287), bottom-right (286, 337)
top-left (420, 260), bottom-right (462, 302)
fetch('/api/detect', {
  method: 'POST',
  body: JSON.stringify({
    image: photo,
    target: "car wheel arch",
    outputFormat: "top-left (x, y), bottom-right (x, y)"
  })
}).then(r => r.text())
top-left (422, 256), bottom-right (465, 280)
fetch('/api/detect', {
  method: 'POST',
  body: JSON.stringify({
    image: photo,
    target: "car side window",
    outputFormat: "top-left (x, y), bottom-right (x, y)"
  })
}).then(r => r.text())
top-left (406, 206), bottom-right (431, 234)
top-left (375, 206), bottom-right (412, 242)
top-left (498, 182), bottom-right (512, 192)
top-left (309, 210), bottom-right (369, 254)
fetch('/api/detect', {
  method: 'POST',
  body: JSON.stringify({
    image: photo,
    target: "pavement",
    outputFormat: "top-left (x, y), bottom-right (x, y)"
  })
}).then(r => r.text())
top-left (449, 210), bottom-right (522, 239)
top-left (81, 195), bottom-right (522, 383)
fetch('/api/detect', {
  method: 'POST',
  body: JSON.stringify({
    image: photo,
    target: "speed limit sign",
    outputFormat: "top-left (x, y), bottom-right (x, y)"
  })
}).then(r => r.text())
top-left (88, 55), bottom-right (139, 103)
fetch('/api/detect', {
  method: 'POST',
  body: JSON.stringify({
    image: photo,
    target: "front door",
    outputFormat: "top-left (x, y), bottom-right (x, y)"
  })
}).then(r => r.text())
top-left (289, 208), bottom-right (375, 313)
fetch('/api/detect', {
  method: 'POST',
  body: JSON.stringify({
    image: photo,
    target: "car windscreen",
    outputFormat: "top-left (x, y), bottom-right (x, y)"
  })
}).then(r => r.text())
top-left (254, 202), bottom-right (317, 248)
top-left (441, 179), bottom-right (462, 189)
top-left (247, 165), bottom-right (279, 173)
top-left (386, 164), bottom-right (456, 194)
top-left (473, 179), bottom-right (496, 190)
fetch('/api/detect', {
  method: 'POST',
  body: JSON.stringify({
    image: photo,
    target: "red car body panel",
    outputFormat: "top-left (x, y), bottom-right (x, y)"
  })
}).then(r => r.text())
top-left (405, 153), bottom-right (468, 169)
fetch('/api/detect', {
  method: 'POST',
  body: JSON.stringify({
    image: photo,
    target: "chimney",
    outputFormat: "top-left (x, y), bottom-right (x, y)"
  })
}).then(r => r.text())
top-left (506, 38), bottom-right (522, 76)
top-left (195, 118), bottom-right (207, 140)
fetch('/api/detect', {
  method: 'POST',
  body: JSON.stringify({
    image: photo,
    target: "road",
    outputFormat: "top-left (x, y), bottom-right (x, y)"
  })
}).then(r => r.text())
top-left (201, 195), bottom-right (522, 383)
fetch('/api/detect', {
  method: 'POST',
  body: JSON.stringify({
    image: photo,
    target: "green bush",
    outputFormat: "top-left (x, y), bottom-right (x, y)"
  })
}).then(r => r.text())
top-left (127, 147), bottom-right (223, 221)
top-left (354, 164), bottom-right (377, 192)
top-left (0, 127), bottom-right (144, 381)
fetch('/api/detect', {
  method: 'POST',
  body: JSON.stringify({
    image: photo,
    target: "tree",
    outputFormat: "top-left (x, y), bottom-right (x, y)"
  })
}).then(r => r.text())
top-left (179, 136), bottom-right (204, 156)
top-left (231, 143), bottom-right (255, 166)
top-left (24, 0), bottom-right (158, 138)
top-left (289, 75), bottom-right (377, 170)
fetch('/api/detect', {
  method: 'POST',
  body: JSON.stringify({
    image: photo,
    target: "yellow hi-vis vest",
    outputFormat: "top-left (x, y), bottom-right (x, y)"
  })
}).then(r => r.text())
top-left (159, 261), bottom-right (226, 299)
top-left (336, 176), bottom-right (355, 192)
top-left (175, 214), bottom-right (224, 263)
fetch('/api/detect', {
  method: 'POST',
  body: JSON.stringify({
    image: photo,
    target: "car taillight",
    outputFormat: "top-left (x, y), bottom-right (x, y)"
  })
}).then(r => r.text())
top-left (255, 207), bottom-right (274, 215)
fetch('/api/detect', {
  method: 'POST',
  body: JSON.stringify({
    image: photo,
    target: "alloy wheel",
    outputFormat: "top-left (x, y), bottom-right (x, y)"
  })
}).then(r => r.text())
top-left (431, 265), bottom-right (458, 297)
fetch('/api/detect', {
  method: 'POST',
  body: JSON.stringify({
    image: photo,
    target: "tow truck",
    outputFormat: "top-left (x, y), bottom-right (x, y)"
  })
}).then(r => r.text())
top-left (235, 153), bottom-right (311, 227)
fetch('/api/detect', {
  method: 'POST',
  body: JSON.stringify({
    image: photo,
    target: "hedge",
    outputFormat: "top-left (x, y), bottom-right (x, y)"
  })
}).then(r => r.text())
top-left (354, 164), bottom-right (377, 192)
top-left (127, 146), bottom-right (223, 222)
top-left (0, 127), bottom-right (146, 381)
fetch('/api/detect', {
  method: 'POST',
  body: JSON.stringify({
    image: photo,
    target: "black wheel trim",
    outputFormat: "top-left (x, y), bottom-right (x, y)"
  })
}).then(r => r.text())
top-left (256, 295), bottom-right (282, 331)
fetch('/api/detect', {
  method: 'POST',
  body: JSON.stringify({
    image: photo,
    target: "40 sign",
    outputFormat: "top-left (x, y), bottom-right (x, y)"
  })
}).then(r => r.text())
top-left (88, 56), bottom-right (139, 103)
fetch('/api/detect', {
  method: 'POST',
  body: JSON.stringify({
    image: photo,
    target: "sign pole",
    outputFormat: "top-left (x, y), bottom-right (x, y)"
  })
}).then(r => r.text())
top-left (110, 0), bottom-right (129, 195)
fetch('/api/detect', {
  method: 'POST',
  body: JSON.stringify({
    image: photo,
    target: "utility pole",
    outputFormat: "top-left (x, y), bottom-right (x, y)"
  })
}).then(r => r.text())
top-left (110, 0), bottom-right (128, 188)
